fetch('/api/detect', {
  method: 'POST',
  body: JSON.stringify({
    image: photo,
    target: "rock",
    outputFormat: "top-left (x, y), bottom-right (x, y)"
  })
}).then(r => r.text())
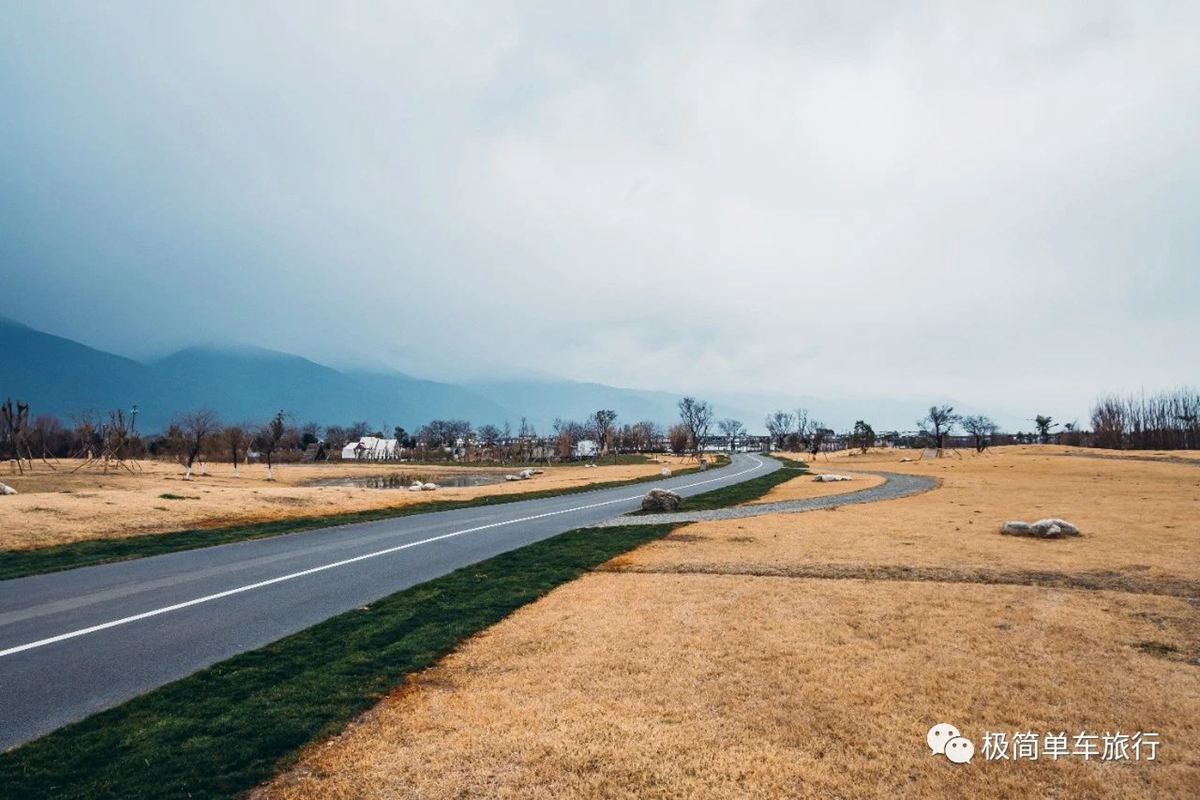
top-left (641, 488), bottom-right (682, 513)
top-left (813, 474), bottom-right (853, 482)
top-left (421, 482), bottom-right (438, 491)
top-left (1033, 518), bottom-right (1080, 535)
top-left (505, 474), bottom-right (521, 482)
top-left (408, 484), bottom-right (424, 492)
top-left (532, 469), bottom-right (545, 475)
top-left (0, 482), bottom-right (16, 495)
top-left (899, 457), bottom-right (914, 463)
top-left (519, 469), bottom-right (533, 479)
top-left (1002, 518), bottom-right (1081, 538)
top-left (660, 467), bottom-right (672, 477)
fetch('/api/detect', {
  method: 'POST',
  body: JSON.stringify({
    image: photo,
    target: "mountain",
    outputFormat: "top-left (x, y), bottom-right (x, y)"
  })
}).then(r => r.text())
top-left (0, 316), bottom-right (152, 420)
top-left (0, 319), bottom-right (508, 431)
top-left (0, 316), bottom-right (1017, 434)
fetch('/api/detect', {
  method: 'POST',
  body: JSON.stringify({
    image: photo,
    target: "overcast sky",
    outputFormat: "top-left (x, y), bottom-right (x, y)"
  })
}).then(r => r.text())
top-left (1, 1), bottom-right (1196, 421)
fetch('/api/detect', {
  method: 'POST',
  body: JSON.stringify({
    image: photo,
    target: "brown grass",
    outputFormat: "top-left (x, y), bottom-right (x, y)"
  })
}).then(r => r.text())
top-left (266, 575), bottom-right (1199, 798)
top-left (258, 446), bottom-right (1200, 797)
top-left (0, 456), bottom-right (692, 551)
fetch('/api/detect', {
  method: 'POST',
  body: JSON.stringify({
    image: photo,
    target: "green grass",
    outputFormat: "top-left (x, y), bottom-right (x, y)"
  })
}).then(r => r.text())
top-left (406, 453), bottom-right (657, 468)
top-left (157, 493), bottom-right (198, 501)
top-left (661, 455), bottom-right (808, 512)
top-left (0, 523), bottom-right (678, 799)
top-left (0, 466), bottom-right (705, 581)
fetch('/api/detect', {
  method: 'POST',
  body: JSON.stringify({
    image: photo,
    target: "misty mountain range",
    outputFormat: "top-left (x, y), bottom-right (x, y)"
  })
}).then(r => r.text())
top-left (0, 316), bottom-right (1003, 434)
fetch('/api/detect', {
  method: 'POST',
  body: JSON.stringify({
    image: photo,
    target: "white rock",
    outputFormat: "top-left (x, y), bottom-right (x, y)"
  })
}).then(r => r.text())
top-left (1002, 521), bottom-right (1032, 535)
top-left (408, 484), bottom-right (424, 492)
top-left (660, 467), bottom-right (672, 477)
top-left (505, 474), bottom-right (521, 481)
top-left (421, 482), bottom-right (438, 491)
top-left (0, 482), bottom-right (16, 495)
top-left (1033, 518), bottom-right (1080, 535)
top-left (813, 474), bottom-right (853, 482)
top-left (519, 469), bottom-right (533, 479)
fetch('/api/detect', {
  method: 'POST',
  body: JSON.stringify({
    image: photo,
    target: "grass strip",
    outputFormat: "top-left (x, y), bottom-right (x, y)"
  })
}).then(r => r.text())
top-left (0, 466), bottom-right (706, 581)
top-left (631, 456), bottom-right (808, 514)
top-left (674, 455), bottom-right (807, 510)
top-left (0, 523), bottom-right (678, 799)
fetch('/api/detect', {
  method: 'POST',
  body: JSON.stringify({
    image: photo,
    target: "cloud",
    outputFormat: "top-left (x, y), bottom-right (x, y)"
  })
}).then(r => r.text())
top-left (0, 0), bottom-right (1196, 421)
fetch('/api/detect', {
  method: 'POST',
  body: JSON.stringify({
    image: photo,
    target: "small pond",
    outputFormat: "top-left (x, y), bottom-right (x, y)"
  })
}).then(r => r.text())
top-left (304, 472), bottom-right (506, 489)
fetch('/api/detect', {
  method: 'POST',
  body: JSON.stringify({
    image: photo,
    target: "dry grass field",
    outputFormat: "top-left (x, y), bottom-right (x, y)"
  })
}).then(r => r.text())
top-left (0, 456), bottom-right (693, 551)
top-left (264, 446), bottom-right (1200, 798)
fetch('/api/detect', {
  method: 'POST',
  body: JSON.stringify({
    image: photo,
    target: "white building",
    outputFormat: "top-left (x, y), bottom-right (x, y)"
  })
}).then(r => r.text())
top-left (573, 439), bottom-right (599, 458)
top-left (341, 436), bottom-right (400, 461)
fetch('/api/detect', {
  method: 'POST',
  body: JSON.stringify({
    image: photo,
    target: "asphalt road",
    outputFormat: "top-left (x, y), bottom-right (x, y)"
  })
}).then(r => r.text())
top-left (0, 453), bottom-right (776, 751)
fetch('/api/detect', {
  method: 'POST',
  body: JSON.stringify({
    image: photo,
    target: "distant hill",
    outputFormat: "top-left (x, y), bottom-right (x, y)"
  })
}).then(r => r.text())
top-left (0, 316), bottom-right (1013, 434)
top-left (0, 318), bottom-right (509, 431)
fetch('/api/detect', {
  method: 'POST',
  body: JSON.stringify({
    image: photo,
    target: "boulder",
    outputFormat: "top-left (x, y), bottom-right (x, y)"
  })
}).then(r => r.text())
top-left (813, 474), bottom-right (853, 482)
top-left (1002, 518), bottom-right (1081, 538)
top-left (408, 484), bottom-right (424, 492)
top-left (1033, 518), bottom-right (1080, 535)
top-left (0, 482), bottom-right (16, 496)
top-left (505, 474), bottom-right (521, 482)
top-left (519, 469), bottom-right (533, 479)
top-left (660, 467), bottom-right (672, 477)
top-left (641, 488), bottom-right (682, 513)
top-left (421, 482), bottom-right (438, 491)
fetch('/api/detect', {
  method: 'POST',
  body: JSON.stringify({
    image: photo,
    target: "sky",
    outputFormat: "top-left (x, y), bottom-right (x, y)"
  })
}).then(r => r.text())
top-left (1, 1), bottom-right (1196, 423)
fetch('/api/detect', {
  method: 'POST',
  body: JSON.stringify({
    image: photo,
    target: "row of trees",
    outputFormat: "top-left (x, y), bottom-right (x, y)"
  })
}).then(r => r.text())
top-left (1090, 389), bottom-right (1199, 450)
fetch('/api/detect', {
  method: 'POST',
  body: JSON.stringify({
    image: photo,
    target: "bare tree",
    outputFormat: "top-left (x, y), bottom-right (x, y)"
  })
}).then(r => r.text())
top-left (588, 409), bottom-right (618, 456)
top-left (255, 410), bottom-right (286, 480)
top-left (718, 418), bottom-right (745, 451)
top-left (668, 423), bottom-right (690, 455)
top-left (919, 405), bottom-right (960, 454)
top-left (960, 414), bottom-right (997, 453)
top-left (808, 422), bottom-right (830, 461)
top-left (677, 396), bottom-right (714, 458)
top-left (222, 425), bottom-right (250, 476)
top-left (173, 409), bottom-right (220, 480)
top-left (764, 410), bottom-right (795, 451)
top-left (1, 398), bottom-right (33, 473)
top-left (477, 424), bottom-right (501, 460)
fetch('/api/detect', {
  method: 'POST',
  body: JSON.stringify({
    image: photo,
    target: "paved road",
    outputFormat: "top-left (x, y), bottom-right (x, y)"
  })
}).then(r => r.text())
top-left (590, 470), bottom-right (937, 526)
top-left (0, 453), bottom-right (776, 750)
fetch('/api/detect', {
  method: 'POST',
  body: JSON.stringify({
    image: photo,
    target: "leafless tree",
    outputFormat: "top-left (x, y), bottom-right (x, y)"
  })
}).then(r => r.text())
top-left (173, 409), bottom-right (220, 480)
top-left (764, 410), bottom-right (795, 451)
top-left (668, 423), bottom-right (690, 455)
top-left (255, 410), bottom-right (286, 480)
top-left (918, 405), bottom-right (960, 454)
top-left (960, 414), bottom-right (997, 453)
top-left (718, 418), bottom-right (745, 451)
top-left (588, 409), bottom-right (618, 456)
top-left (477, 424), bottom-right (501, 460)
top-left (677, 396), bottom-right (714, 458)
top-left (1, 398), bottom-right (33, 473)
top-left (808, 422), bottom-right (830, 461)
top-left (222, 425), bottom-right (250, 476)
top-left (1090, 388), bottom-right (1200, 450)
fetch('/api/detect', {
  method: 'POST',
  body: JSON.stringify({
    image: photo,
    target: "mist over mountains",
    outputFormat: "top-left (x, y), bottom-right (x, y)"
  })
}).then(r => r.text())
top-left (0, 316), bottom-right (1005, 434)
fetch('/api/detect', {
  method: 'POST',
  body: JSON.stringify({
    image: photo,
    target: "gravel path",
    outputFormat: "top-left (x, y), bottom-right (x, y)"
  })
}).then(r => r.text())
top-left (590, 471), bottom-right (938, 527)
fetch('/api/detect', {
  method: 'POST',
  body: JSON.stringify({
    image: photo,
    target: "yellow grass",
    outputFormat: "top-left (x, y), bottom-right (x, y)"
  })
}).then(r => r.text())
top-left (0, 456), bottom-right (693, 551)
top-left (252, 446), bottom-right (1200, 797)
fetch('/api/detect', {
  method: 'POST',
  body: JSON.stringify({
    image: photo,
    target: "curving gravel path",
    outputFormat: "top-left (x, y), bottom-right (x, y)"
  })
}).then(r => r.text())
top-left (590, 470), bottom-right (938, 527)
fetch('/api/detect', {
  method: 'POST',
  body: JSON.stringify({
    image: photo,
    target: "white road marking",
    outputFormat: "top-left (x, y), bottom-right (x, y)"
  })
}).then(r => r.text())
top-left (0, 456), bottom-right (767, 658)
